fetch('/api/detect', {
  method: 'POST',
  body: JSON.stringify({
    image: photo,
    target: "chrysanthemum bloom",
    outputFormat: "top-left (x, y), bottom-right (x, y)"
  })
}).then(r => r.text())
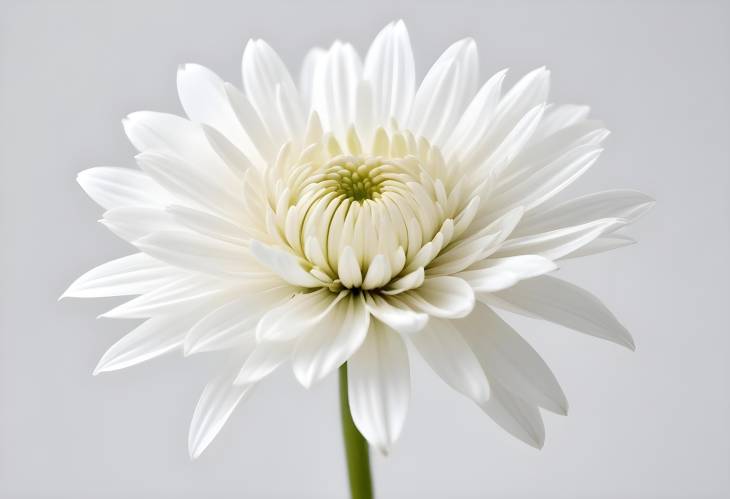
top-left (64, 19), bottom-right (652, 476)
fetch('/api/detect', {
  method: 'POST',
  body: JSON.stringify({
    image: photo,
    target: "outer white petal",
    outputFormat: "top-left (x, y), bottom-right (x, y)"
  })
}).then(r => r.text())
top-left (458, 255), bottom-right (557, 293)
top-left (476, 103), bottom-right (547, 179)
top-left (101, 206), bottom-right (178, 243)
top-left (480, 381), bottom-right (545, 449)
top-left (458, 303), bottom-right (568, 414)
top-left (166, 204), bottom-right (252, 244)
top-left (400, 276), bottom-right (475, 318)
top-left (348, 320), bottom-right (410, 454)
top-left (487, 145), bottom-right (604, 215)
top-left (100, 275), bottom-right (228, 319)
top-left (184, 285), bottom-right (294, 354)
top-left (94, 314), bottom-right (198, 374)
top-left (122, 111), bottom-right (232, 177)
top-left (242, 39), bottom-right (304, 142)
top-left (565, 234), bottom-right (636, 258)
top-left (299, 47), bottom-right (326, 110)
top-left (188, 355), bottom-right (256, 459)
top-left (530, 104), bottom-right (591, 143)
top-left (514, 190), bottom-right (655, 236)
top-left (136, 151), bottom-right (244, 219)
top-left (176, 63), bottom-right (253, 158)
top-left (223, 83), bottom-right (276, 166)
top-left (364, 293), bottom-right (428, 334)
top-left (249, 240), bottom-right (324, 288)
top-left (502, 120), bottom-right (608, 183)
top-left (135, 231), bottom-right (263, 278)
top-left (484, 275), bottom-right (635, 349)
top-left (255, 289), bottom-right (345, 342)
top-left (460, 67), bottom-right (550, 172)
top-left (235, 340), bottom-right (295, 385)
top-left (200, 123), bottom-right (255, 180)
top-left (310, 41), bottom-right (362, 134)
top-left (443, 68), bottom-right (507, 160)
top-left (292, 294), bottom-right (370, 388)
top-left (61, 253), bottom-right (180, 299)
top-left (495, 218), bottom-right (627, 260)
top-left (363, 20), bottom-right (415, 126)
top-left (77, 167), bottom-right (168, 210)
top-left (408, 38), bottom-right (478, 146)
top-left (410, 319), bottom-right (490, 404)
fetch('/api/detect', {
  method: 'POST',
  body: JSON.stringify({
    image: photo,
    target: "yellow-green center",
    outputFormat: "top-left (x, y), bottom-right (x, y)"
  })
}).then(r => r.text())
top-left (325, 157), bottom-right (384, 202)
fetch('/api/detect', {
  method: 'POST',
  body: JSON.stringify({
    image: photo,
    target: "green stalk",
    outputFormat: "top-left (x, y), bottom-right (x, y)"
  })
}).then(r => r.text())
top-left (339, 363), bottom-right (374, 499)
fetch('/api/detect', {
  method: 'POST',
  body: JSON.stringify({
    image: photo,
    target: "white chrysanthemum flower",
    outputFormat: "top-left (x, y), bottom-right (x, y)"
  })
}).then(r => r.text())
top-left (64, 20), bottom-right (653, 459)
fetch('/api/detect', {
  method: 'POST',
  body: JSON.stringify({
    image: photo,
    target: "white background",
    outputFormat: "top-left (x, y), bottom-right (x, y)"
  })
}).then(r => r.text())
top-left (1, 0), bottom-right (728, 497)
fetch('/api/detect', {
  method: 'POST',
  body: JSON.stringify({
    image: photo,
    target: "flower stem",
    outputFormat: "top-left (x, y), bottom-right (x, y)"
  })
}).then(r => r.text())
top-left (339, 363), bottom-right (374, 499)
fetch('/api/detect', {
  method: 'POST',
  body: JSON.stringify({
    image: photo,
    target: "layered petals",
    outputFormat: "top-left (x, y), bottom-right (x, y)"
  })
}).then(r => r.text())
top-left (68, 20), bottom-right (651, 458)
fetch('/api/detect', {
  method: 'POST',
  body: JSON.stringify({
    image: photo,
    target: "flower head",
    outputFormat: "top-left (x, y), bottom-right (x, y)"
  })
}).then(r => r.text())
top-left (64, 20), bottom-right (653, 458)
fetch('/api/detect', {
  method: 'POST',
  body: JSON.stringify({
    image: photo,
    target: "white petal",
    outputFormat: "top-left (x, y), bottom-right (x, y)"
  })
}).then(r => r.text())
top-left (310, 41), bottom-right (362, 134)
top-left (480, 381), bottom-right (545, 449)
top-left (223, 83), bottom-right (276, 166)
top-left (382, 267), bottom-right (424, 295)
top-left (408, 38), bottom-right (478, 146)
top-left (484, 275), bottom-right (635, 349)
top-left (250, 240), bottom-right (324, 288)
top-left (61, 253), bottom-right (180, 299)
top-left (514, 190), bottom-right (655, 236)
top-left (123, 111), bottom-right (231, 175)
top-left (458, 255), bottom-right (557, 293)
top-left (200, 124), bottom-right (255, 180)
top-left (503, 120), bottom-right (608, 183)
top-left (255, 289), bottom-right (345, 342)
top-left (292, 294), bottom-right (370, 388)
top-left (94, 314), bottom-right (197, 374)
top-left (363, 20), bottom-right (415, 126)
top-left (136, 151), bottom-right (244, 219)
top-left (100, 275), bottom-right (228, 319)
top-left (235, 340), bottom-right (294, 385)
top-left (458, 303), bottom-right (567, 414)
top-left (362, 254), bottom-right (392, 290)
top-left (188, 358), bottom-right (255, 459)
top-left (488, 145), bottom-right (603, 214)
top-left (242, 39), bottom-right (304, 143)
top-left (135, 231), bottom-right (262, 277)
top-left (348, 320), bottom-right (410, 454)
top-left (299, 47), bottom-right (326, 110)
top-left (400, 276), bottom-right (475, 318)
top-left (410, 319), bottom-right (490, 404)
top-left (530, 104), bottom-right (591, 143)
top-left (184, 285), bottom-right (294, 354)
top-left (444, 69), bottom-right (507, 160)
top-left (496, 218), bottom-right (626, 260)
top-left (166, 204), bottom-right (252, 244)
top-left (101, 206), bottom-right (178, 242)
top-left (77, 167), bottom-right (168, 210)
top-left (565, 234), bottom-right (636, 258)
top-left (176, 64), bottom-right (253, 157)
top-left (337, 246), bottom-right (363, 288)
top-left (460, 67), bottom-right (550, 172)
top-left (364, 293), bottom-right (428, 334)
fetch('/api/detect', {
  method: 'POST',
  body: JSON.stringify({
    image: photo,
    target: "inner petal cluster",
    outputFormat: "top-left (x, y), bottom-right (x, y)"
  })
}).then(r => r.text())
top-left (258, 127), bottom-right (469, 294)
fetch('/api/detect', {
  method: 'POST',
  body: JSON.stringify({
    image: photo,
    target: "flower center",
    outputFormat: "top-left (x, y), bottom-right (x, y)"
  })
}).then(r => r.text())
top-left (324, 157), bottom-right (384, 202)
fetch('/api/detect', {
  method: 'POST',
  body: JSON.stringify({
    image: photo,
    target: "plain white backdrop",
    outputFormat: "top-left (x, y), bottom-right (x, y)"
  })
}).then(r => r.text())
top-left (1, 0), bottom-right (728, 497)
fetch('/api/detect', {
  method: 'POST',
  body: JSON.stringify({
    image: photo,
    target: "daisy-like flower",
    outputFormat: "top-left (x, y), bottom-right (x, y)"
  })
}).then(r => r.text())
top-left (64, 20), bottom-right (653, 464)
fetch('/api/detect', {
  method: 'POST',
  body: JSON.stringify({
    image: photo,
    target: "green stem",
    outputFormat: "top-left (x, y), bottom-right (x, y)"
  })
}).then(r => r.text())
top-left (339, 363), bottom-right (374, 499)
